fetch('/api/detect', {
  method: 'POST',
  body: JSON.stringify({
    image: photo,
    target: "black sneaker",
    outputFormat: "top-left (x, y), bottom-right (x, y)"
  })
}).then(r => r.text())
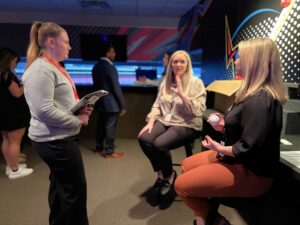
top-left (159, 170), bottom-right (177, 196)
top-left (158, 171), bottom-right (177, 209)
top-left (152, 177), bottom-right (163, 192)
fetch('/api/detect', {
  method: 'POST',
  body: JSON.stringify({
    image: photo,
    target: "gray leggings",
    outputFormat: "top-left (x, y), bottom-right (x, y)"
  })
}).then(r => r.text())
top-left (138, 121), bottom-right (200, 178)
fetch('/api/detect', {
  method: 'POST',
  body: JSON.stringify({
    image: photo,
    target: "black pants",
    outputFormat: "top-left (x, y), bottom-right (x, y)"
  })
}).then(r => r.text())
top-left (32, 136), bottom-right (88, 225)
top-left (96, 111), bottom-right (119, 154)
top-left (138, 121), bottom-right (201, 178)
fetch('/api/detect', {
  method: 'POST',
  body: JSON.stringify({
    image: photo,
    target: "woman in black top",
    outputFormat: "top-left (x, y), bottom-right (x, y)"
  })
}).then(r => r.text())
top-left (175, 38), bottom-right (286, 225)
top-left (0, 47), bottom-right (33, 179)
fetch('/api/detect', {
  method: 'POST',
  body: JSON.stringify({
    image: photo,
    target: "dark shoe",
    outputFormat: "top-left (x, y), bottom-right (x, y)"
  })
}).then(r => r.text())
top-left (158, 185), bottom-right (177, 209)
top-left (144, 177), bottom-right (163, 207)
top-left (158, 171), bottom-right (177, 209)
top-left (145, 188), bottom-right (160, 207)
top-left (159, 170), bottom-right (177, 196)
top-left (102, 151), bottom-right (124, 158)
top-left (93, 147), bottom-right (103, 153)
top-left (159, 179), bottom-right (172, 196)
top-left (95, 144), bottom-right (103, 152)
top-left (152, 177), bottom-right (163, 192)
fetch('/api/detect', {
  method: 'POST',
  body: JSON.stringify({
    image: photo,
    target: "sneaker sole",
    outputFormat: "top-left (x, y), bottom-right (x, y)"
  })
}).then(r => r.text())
top-left (8, 168), bottom-right (33, 179)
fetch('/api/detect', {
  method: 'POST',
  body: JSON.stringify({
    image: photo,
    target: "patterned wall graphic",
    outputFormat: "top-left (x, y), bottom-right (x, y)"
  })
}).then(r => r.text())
top-left (271, 0), bottom-right (300, 83)
top-left (177, 0), bottom-right (212, 50)
top-left (62, 25), bottom-right (178, 61)
top-left (178, 0), bottom-right (299, 84)
top-left (224, 16), bottom-right (238, 79)
top-left (225, 0), bottom-right (299, 82)
top-left (224, 8), bottom-right (281, 80)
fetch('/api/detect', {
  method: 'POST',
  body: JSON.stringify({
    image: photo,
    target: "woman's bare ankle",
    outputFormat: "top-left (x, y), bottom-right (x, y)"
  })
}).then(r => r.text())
top-left (158, 171), bottom-right (163, 180)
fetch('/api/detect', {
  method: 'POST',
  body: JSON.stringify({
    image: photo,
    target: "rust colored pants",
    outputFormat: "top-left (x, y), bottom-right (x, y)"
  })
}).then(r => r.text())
top-left (174, 150), bottom-right (273, 220)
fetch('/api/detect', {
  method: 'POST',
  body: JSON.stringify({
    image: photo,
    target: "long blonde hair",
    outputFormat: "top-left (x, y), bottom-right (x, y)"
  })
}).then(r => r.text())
top-left (162, 50), bottom-right (193, 95)
top-left (235, 38), bottom-right (286, 105)
top-left (26, 21), bottom-right (66, 68)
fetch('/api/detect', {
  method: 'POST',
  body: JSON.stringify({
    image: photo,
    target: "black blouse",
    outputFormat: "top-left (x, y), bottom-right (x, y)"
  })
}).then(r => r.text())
top-left (0, 69), bottom-right (18, 105)
top-left (223, 89), bottom-right (282, 177)
top-left (0, 69), bottom-right (30, 131)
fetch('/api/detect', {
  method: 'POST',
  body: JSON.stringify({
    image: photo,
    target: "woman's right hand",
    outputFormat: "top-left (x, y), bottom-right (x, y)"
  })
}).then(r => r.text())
top-left (138, 123), bottom-right (153, 137)
top-left (79, 106), bottom-right (93, 116)
top-left (138, 118), bottom-right (155, 137)
top-left (78, 114), bottom-right (89, 126)
top-left (137, 76), bottom-right (146, 82)
top-left (207, 113), bottom-right (225, 132)
top-left (119, 109), bottom-right (126, 117)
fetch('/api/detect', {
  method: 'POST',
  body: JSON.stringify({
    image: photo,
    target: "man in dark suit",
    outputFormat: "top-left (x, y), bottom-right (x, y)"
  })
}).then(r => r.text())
top-left (92, 43), bottom-right (126, 158)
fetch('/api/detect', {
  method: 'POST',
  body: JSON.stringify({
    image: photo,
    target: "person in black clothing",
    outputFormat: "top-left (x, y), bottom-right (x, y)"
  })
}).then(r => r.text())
top-left (92, 43), bottom-right (126, 158)
top-left (0, 47), bottom-right (33, 179)
top-left (175, 38), bottom-right (286, 225)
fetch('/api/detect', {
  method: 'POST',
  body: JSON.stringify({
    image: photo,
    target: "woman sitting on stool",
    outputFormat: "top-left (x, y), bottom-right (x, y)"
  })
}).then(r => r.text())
top-left (138, 50), bottom-right (206, 208)
top-left (175, 38), bottom-right (286, 225)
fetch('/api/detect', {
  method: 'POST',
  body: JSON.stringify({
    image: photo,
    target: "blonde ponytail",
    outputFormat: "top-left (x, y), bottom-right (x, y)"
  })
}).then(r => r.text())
top-left (26, 22), bottom-right (43, 68)
top-left (26, 21), bottom-right (66, 69)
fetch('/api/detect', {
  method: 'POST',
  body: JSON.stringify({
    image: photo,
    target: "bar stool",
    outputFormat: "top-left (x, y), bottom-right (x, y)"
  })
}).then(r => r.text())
top-left (184, 141), bottom-right (194, 157)
top-left (173, 139), bottom-right (196, 166)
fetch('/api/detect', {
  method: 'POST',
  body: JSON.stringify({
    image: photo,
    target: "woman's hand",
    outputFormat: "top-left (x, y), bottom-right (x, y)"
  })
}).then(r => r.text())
top-left (137, 76), bottom-right (146, 82)
top-left (138, 123), bottom-right (153, 137)
top-left (119, 109), bottom-right (126, 117)
top-left (138, 118), bottom-right (155, 137)
top-left (207, 113), bottom-right (225, 132)
top-left (79, 106), bottom-right (93, 116)
top-left (78, 114), bottom-right (89, 126)
top-left (202, 135), bottom-right (234, 157)
top-left (170, 74), bottom-right (183, 95)
top-left (77, 106), bottom-right (92, 126)
top-left (170, 74), bottom-right (191, 110)
top-left (202, 135), bottom-right (222, 151)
